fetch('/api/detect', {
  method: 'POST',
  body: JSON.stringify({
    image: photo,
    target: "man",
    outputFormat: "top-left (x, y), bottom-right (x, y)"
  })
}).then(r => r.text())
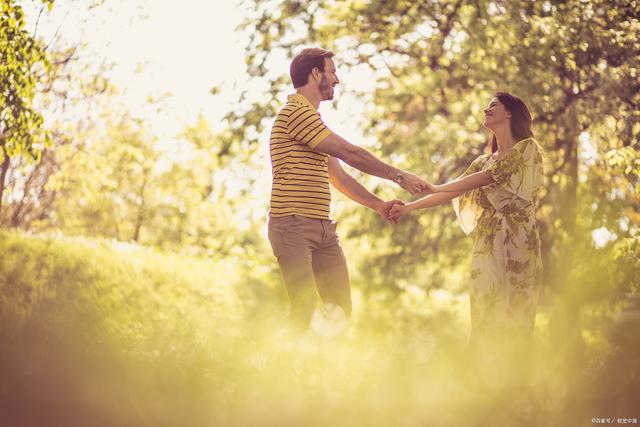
top-left (268, 47), bottom-right (428, 329)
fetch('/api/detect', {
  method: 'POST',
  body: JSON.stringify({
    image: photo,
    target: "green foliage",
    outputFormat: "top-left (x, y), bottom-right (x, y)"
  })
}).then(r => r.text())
top-left (0, 229), bottom-right (247, 348)
top-left (0, 229), bottom-right (253, 425)
top-left (46, 112), bottom-right (269, 258)
top-left (234, 0), bottom-right (639, 290)
top-left (0, 0), bottom-right (53, 161)
top-left (48, 113), bottom-right (160, 241)
top-left (1, 230), bottom-right (639, 426)
top-left (227, 6), bottom-right (640, 413)
top-left (0, 22), bottom-right (115, 227)
top-left (0, 2), bottom-right (638, 422)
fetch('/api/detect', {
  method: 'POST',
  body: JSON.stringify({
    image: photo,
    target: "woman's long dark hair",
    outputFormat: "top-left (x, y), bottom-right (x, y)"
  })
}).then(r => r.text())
top-left (490, 92), bottom-right (534, 153)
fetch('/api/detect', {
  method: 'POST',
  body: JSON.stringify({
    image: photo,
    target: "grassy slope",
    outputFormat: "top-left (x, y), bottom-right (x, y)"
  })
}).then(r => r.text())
top-left (1, 230), bottom-right (638, 427)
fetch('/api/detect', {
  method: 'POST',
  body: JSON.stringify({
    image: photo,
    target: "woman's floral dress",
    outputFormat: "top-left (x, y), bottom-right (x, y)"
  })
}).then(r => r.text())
top-left (452, 137), bottom-right (544, 344)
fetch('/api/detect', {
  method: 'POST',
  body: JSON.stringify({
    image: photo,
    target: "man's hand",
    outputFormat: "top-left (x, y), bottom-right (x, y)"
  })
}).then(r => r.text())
top-left (397, 171), bottom-right (431, 195)
top-left (388, 202), bottom-right (411, 223)
top-left (375, 199), bottom-right (405, 224)
top-left (420, 180), bottom-right (437, 194)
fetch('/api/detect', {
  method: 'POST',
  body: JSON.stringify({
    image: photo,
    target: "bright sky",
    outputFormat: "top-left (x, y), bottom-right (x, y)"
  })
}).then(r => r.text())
top-left (22, 0), bottom-right (371, 139)
top-left (23, 0), bottom-right (250, 136)
top-left (20, 0), bottom-right (375, 229)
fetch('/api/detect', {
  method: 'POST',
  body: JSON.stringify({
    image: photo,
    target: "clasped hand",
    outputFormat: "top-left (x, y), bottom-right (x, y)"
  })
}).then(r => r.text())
top-left (387, 202), bottom-right (409, 223)
top-left (376, 199), bottom-right (405, 224)
top-left (397, 172), bottom-right (436, 195)
top-left (385, 175), bottom-right (437, 223)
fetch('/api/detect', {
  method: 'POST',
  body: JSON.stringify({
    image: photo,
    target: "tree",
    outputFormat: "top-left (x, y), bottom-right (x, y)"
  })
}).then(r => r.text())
top-left (0, 0), bottom-right (54, 213)
top-left (231, 0), bottom-right (640, 406)
top-left (233, 0), bottom-right (639, 283)
top-left (0, 45), bottom-right (112, 229)
top-left (0, 0), bottom-right (132, 230)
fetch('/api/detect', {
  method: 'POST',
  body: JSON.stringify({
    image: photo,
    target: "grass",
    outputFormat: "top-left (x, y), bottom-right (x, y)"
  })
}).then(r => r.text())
top-left (1, 229), bottom-right (638, 427)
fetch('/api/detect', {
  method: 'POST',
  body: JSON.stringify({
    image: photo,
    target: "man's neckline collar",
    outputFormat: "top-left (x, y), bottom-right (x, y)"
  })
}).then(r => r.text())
top-left (288, 93), bottom-right (319, 111)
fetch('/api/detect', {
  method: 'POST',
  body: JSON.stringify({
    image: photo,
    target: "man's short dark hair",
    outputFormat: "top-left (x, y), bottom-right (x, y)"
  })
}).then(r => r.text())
top-left (289, 48), bottom-right (335, 88)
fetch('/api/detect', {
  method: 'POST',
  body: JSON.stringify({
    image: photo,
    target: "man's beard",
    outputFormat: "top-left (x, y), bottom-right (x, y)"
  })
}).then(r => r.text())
top-left (319, 75), bottom-right (333, 100)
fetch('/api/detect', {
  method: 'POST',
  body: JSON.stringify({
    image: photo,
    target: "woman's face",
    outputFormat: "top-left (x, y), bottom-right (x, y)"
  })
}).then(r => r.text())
top-left (483, 97), bottom-right (511, 130)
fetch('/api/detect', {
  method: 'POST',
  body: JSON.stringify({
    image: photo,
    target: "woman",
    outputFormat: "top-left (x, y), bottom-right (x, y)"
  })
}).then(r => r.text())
top-left (390, 92), bottom-right (544, 362)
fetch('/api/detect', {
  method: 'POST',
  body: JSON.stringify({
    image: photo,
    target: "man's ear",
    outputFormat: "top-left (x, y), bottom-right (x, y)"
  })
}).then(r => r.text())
top-left (310, 67), bottom-right (321, 81)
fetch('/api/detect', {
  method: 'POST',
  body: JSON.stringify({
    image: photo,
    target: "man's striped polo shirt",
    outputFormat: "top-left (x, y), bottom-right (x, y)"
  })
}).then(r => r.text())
top-left (269, 93), bottom-right (332, 219)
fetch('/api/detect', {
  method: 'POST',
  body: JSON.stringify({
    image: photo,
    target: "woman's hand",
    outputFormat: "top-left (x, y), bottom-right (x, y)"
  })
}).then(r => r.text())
top-left (388, 202), bottom-right (411, 223)
top-left (422, 181), bottom-right (438, 194)
top-left (376, 199), bottom-right (405, 224)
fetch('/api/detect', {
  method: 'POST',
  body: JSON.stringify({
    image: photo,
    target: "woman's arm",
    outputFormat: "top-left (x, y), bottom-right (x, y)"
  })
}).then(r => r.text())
top-left (389, 191), bottom-right (461, 221)
top-left (389, 165), bottom-right (493, 221)
top-left (407, 191), bottom-right (462, 210)
top-left (430, 171), bottom-right (494, 193)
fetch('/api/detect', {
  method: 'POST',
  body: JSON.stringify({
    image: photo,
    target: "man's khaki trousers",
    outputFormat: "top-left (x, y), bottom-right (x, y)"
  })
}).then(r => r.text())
top-left (268, 214), bottom-right (352, 327)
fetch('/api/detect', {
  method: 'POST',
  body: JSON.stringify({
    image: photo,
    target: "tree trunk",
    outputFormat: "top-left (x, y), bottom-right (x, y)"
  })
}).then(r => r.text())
top-left (132, 170), bottom-right (148, 242)
top-left (548, 119), bottom-right (584, 411)
top-left (0, 146), bottom-right (10, 217)
top-left (10, 160), bottom-right (37, 228)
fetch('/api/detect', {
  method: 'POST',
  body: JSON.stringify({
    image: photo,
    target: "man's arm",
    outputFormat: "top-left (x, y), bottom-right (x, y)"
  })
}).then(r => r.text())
top-left (315, 132), bottom-right (428, 195)
top-left (328, 157), bottom-right (402, 223)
